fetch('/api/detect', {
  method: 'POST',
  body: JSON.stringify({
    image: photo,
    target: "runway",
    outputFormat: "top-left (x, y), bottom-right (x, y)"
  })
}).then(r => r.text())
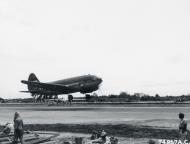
top-left (0, 103), bottom-right (189, 129)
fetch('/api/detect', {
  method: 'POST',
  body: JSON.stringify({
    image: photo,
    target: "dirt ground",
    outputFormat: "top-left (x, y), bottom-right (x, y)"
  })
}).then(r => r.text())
top-left (47, 132), bottom-right (151, 144)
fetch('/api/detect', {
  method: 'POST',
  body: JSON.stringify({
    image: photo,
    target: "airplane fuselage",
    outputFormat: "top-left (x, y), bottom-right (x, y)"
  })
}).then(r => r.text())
top-left (49, 75), bottom-right (102, 94)
top-left (21, 74), bottom-right (102, 100)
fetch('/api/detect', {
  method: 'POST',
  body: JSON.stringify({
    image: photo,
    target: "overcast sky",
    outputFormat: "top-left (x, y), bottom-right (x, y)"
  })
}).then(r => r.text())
top-left (0, 0), bottom-right (190, 98)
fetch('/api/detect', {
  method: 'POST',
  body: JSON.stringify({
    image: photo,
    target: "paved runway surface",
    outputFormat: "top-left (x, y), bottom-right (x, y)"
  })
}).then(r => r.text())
top-left (0, 103), bottom-right (189, 129)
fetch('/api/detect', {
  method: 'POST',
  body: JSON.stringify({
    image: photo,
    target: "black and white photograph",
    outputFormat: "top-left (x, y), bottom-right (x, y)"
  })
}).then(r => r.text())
top-left (0, 0), bottom-right (190, 143)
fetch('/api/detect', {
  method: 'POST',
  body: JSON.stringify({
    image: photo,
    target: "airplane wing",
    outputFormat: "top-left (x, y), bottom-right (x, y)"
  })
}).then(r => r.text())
top-left (20, 91), bottom-right (31, 93)
top-left (20, 90), bottom-right (60, 95)
top-left (21, 80), bottom-right (70, 93)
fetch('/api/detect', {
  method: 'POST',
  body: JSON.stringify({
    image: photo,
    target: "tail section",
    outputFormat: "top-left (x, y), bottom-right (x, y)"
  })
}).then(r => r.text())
top-left (28, 73), bottom-right (40, 92)
top-left (28, 73), bottom-right (39, 82)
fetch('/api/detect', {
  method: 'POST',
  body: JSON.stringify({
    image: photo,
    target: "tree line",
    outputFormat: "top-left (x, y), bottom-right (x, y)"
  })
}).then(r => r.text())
top-left (84, 92), bottom-right (190, 102)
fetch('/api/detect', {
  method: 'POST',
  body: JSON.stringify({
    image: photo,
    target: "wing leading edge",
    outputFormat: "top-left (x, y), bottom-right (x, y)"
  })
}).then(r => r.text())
top-left (21, 80), bottom-right (70, 94)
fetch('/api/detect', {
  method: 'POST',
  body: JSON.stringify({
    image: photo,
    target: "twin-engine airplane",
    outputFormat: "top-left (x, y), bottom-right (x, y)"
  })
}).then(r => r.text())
top-left (21, 73), bottom-right (102, 101)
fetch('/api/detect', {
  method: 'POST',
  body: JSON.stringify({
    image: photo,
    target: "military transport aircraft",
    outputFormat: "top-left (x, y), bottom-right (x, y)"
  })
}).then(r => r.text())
top-left (21, 73), bottom-right (102, 101)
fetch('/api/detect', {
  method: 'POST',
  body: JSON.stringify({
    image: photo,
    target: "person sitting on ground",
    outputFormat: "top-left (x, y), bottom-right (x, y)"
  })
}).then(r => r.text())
top-left (0, 122), bottom-right (14, 142)
top-left (1, 122), bottom-right (14, 136)
top-left (90, 130), bottom-right (111, 144)
top-left (13, 112), bottom-right (24, 144)
top-left (178, 112), bottom-right (188, 141)
top-left (91, 130), bottom-right (101, 140)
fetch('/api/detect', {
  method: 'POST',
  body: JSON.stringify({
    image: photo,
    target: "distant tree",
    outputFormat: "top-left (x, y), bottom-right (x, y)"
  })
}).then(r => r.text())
top-left (155, 94), bottom-right (160, 98)
top-left (119, 92), bottom-right (130, 98)
top-left (131, 94), bottom-right (140, 101)
top-left (155, 94), bottom-right (161, 101)
top-left (108, 94), bottom-right (117, 98)
top-left (140, 95), bottom-right (152, 101)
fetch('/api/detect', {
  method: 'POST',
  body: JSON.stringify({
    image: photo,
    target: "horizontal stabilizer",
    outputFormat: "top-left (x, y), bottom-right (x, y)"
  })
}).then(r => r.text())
top-left (20, 91), bottom-right (31, 93)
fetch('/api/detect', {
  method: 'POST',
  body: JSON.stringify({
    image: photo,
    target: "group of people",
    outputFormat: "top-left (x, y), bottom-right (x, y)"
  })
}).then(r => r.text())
top-left (87, 112), bottom-right (189, 144)
top-left (0, 112), bottom-right (189, 144)
top-left (1, 112), bottom-right (24, 144)
top-left (88, 130), bottom-right (112, 144)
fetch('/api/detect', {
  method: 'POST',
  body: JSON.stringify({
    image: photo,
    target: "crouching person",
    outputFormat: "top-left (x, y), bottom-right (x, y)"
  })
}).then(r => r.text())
top-left (0, 122), bottom-right (14, 142)
top-left (1, 122), bottom-right (14, 136)
top-left (13, 112), bottom-right (24, 144)
top-left (90, 130), bottom-right (111, 144)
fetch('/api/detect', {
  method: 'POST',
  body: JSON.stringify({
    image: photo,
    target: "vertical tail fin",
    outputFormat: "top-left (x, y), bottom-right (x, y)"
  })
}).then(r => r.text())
top-left (28, 73), bottom-right (40, 92)
top-left (28, 73), bottom-right (39, 82)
